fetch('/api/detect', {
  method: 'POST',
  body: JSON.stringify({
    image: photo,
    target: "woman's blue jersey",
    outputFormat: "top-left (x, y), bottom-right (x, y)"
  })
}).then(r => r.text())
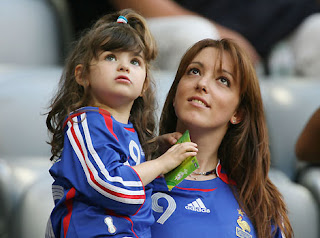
top-left (151, 162), bottom-right (284, 238)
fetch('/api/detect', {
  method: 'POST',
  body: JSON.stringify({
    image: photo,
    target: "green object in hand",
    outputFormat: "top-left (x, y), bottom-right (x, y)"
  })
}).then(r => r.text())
top-left (164, 130), bottom-right (199, 191)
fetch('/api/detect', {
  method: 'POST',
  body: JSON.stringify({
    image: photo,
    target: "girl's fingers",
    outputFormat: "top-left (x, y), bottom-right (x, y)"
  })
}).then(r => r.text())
top-left (169, 142), bottom-right (198, 152)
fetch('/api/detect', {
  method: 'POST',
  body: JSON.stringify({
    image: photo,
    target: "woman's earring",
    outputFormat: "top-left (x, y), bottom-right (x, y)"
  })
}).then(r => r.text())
top-left (232, 119), bottom-right (236, 124)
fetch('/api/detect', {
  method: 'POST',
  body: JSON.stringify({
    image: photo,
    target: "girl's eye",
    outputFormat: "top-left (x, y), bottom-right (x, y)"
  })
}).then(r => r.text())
top-left (188, 68), bottom-right (200, 75)
top-left (131, 58), bottom-right (141, 66)
top-left (105, 54), bottom-right (116, 61)
top-left (218, 77), bottom-right (230, 87)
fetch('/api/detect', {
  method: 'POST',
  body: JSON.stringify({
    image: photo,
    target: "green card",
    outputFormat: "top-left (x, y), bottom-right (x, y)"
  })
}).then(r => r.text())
top-left (164, 130), bottom-right (199, 191)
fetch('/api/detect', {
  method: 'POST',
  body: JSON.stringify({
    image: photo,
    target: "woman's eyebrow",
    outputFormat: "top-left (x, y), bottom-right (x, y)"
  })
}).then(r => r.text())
top-left (189, 61), bottom-right (204, 67)
top-left (222, 69), bottom-right (234, 78)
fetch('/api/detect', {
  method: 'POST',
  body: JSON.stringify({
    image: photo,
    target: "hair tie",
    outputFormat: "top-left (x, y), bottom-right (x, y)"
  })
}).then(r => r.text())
top-left (117, 16), bottom-right (128, 24)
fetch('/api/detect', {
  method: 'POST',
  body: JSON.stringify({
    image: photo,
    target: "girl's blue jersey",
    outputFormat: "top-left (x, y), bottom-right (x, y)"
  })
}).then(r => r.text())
top-left (151, 163), bottom-right (284, 238)
top-left (46, 107), bottom-right (153, 238)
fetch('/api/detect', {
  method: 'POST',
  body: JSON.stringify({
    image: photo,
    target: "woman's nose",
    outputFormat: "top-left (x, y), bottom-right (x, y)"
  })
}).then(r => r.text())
top-left (196, 78), bottom-right (208, 93)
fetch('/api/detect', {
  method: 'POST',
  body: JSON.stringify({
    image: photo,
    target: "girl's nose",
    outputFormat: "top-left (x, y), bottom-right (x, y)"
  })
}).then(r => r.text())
top-left (117, 61), bottom-right (130, 72)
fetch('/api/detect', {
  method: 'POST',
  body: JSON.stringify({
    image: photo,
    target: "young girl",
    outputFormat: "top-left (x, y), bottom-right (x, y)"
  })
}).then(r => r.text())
top-left (45, 9), bottom-right (197, 238)
top-left (151, 39), bottom-right (293, 237)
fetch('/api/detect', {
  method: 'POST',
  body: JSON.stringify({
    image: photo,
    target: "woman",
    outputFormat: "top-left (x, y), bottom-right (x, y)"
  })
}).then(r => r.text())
top-left (151, 39), bottom-right (293, 237)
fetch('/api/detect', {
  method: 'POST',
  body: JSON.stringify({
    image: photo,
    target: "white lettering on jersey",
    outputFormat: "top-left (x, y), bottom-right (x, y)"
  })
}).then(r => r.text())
top-left (129, 140), bottom-right (141, 165)
top-left (185, 198), bottom-right (210, 213)
top-left (152, 192), bottom-right (176, 224)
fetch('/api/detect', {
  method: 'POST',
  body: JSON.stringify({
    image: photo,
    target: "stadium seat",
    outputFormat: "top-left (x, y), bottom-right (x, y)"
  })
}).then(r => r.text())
top-left (260, 77), bottom-right (320, 180)
top-left (0, 0), bottom-right (62, 66)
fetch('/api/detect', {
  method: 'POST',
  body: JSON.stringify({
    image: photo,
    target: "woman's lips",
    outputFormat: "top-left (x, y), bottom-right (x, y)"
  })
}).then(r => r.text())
top-left (188, 96), bottom-right (209, 107)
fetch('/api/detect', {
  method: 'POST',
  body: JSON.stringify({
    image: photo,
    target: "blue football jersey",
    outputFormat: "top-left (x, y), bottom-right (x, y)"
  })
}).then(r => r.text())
top-left (46, 107), bottom-right (153, 238)
top-left (151, 163), bottom-right (284, 238)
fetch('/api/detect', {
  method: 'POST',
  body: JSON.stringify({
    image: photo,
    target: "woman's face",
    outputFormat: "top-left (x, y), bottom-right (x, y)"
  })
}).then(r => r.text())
top-left (173, 47), bottom-right (242, 132)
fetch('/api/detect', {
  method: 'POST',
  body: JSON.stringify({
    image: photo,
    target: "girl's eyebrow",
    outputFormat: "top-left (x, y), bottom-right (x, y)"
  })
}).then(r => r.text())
top-left (132, 51), bottom-right (145, 59)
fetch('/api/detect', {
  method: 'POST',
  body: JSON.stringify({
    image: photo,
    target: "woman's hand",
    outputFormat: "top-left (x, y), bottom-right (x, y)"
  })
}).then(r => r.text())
top-left (157, 132), bottom-right (183, 154)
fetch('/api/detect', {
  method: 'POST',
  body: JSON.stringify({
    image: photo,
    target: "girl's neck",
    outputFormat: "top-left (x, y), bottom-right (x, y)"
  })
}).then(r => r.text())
top-left (91, 102), bottom-right (132, 124)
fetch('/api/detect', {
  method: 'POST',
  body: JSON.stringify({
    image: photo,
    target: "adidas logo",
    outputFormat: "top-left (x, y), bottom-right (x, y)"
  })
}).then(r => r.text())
top-left (185, 198), bottom-right (210, 213)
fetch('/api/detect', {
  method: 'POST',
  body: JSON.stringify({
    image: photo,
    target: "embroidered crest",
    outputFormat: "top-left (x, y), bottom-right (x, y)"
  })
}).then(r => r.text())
top-left (236, 209), bottom-right (252, 238)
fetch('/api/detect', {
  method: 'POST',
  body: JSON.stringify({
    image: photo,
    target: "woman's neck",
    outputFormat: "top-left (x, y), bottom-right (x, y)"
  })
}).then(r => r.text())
top-left (178, 126), bottom-right (226, 172)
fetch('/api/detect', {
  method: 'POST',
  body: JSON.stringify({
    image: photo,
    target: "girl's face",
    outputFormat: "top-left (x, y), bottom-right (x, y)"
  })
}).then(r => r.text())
top-left (79, 50), bottom-right (147, 111)
top-left (173, 47), bottom-right (242, 132)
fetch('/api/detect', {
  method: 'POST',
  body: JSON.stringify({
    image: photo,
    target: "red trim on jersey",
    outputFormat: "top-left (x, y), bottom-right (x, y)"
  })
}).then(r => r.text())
top-left (100, 109), bottom-right (119, 141)
top-left (63, 112), bottom-right (85, 129)
top-left (124, 127), bottom-right (135, 132)
top-left (216, 163), bottom-right (236, 185)
top-left (70, 124), bottom-right (144, 200)
top-left (175, 186), bottom-right (217, 192)
top-left (63, 187), bottom-right (76, 237)
top-left (123, 216), bottom-right (139, 238)
top-left (130, 165), bottom-right (146, 215)
top-left (105, 209), bottom-right (139, 238)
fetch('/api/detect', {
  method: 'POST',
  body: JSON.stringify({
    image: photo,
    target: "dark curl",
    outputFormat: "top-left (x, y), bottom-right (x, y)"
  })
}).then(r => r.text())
top-left (46, 9), bottom-right (158, 161)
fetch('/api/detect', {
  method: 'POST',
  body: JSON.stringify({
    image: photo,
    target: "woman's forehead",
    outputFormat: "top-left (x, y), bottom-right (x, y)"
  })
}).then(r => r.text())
top-left (192, 47), bottom-right (234, 72)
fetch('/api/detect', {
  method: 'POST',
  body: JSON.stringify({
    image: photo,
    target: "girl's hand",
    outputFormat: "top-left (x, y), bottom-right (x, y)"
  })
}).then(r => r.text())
top-left (157, 132), bottom-right (183, 154)
top-left (158, 142), bottom-right (198, 174)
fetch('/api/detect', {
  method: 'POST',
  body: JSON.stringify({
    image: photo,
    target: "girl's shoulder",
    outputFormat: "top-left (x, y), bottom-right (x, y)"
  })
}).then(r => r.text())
top-left (68, 106), bottom-right (112, 120)
top-left (62, 107), bottom-right (106, 128)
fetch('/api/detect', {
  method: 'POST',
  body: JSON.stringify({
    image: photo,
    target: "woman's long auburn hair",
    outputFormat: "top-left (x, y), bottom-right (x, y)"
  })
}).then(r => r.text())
top-left (159, 38), bottom-right (293, 238)
top-left (46, 9), bottom-right (158, 161)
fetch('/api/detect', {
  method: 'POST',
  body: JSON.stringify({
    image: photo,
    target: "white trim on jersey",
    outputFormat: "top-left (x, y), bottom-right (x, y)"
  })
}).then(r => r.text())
top-left (45, 218), bottom-right (55, 238)
top-left (80, 114), bottom-right (142, 187)
top-left (52, 185), bottom-right (64, 201)
top-left (66, 114), bottom-right (145, 205)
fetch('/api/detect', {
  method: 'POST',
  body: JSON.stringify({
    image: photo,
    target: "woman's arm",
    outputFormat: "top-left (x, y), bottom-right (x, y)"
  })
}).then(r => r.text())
top-left (295, 107), bottom-right (320, 163)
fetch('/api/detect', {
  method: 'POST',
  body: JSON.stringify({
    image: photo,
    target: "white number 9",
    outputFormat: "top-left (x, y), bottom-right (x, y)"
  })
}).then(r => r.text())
top-left (129, 140), bottom-right (141, 165)
top-left (151, 192), bottom-right (176, 224)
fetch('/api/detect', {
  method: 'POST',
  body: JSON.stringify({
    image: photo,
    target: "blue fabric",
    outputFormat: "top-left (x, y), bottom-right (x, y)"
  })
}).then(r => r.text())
top-left (151, 165), bottom-right (283, 237)
top-left (48, 107), bottom-right (153, 238)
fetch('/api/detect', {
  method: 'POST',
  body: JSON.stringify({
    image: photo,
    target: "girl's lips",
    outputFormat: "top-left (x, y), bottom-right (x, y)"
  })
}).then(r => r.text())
top-left (188, 96), bottom-right (210, 107)
top-left (115, 75), bottom-right (131, 83)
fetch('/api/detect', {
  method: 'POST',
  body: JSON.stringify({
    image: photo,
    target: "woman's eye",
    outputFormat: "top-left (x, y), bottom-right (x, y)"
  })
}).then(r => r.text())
top-left (188, 68), bottom-right (200, 75)
top-left (131, 58), bottom-right (141, 66)
top-left (105, 54), bottom-right (116, 61)
top-left (219, 77), bottom-right (230, 86)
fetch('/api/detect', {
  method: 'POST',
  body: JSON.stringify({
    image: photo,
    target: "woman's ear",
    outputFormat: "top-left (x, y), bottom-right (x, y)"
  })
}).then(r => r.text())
top-left (230, 108), bottom-right (244, 124)
top-left (75, 64), bottom-right (89, 87)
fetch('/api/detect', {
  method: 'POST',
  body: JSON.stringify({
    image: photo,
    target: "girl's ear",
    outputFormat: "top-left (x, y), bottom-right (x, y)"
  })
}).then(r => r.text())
top-left (230, 108), bottom-right (244, 124)
top-left (140, 76), bottom-right (149, 96)
top-left (75, 64), bottom-right (89, 87)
